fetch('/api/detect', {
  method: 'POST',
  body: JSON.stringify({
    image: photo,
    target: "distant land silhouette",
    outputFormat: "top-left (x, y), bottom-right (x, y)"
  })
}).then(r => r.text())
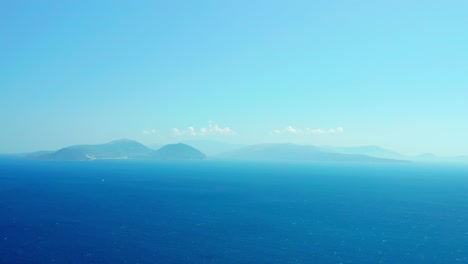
top-left (18, 139), bottom-right (468, 163)
top-left (29, 140), bottom-right (206, 161)
top-left (214, 144), bottom-right (408, 163)
top-left (321, 145), bottom-right (404, 160)
top-left (24, 140), bottom-right (405, 163)
top-left (152, 143), bottom-right (207, 160)
top-left (180, 140), bottom-right (247, 156)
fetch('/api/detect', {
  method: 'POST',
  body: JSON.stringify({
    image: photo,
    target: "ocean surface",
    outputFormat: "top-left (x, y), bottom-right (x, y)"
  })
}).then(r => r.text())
top-left (1, 158), bottom-right (467, 263)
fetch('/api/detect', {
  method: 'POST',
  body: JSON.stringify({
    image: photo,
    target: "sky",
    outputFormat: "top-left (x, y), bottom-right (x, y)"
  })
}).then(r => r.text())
top-left (1, 0), bottom-right (467, 156)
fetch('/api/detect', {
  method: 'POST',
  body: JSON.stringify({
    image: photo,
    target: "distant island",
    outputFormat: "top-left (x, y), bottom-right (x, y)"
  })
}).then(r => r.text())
top-left (214, 144), bottom-right (408, 163)
top-left (24, 139), bottom-right (415, 163)
top-left (151, 143), bottom-right (207, 160)
top-left (30, 139), bottom-right (207, 161)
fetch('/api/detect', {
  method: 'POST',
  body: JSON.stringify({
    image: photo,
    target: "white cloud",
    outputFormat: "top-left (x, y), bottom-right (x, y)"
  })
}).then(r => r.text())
top-left (285, 125), bottom-right (302, 134)
top-left (272, 129), bottom-right (282, 135)
top-left (201, 121), bottom-right (236, 136)
top-left (188, 126), bottom-right (196, 136)
top-left (308, 128), bottom-right (326, 134)
top-left (142, 129), bottom-right (157, 135)
top-left (172, 128), bottom-right (184, 136)
top-left (273, 126), bottom-right (344, 135)
top-left (173, 122), bottom-right (236, 137)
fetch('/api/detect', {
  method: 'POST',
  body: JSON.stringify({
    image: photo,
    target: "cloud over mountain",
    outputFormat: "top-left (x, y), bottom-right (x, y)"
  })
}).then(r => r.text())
top-left (142, 129), bottom-right (157, 135)
top-left (173, 121), bottom-right (236, 137)
top-left (272, 126), bottom-right (344, 135)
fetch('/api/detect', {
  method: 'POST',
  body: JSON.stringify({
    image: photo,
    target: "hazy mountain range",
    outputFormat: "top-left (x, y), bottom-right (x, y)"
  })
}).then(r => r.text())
top-left (321, 145), bottom-right (468, 163)
top-left (20, 139), bottom-right (402, 163)
top-left (147, 140), bottom-right (468, 164)
top-left (214, 144), bottom-right (405, 163)
top-left (17, 139), bottom-right (468, 164)
top-left (28, 139), bottom-right (206, 161)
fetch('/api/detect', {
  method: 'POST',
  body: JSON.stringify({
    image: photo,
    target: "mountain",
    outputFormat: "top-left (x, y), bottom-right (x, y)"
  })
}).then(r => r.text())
top-left (216, 144), bottom-right (409, 163)
top-left (322, 146), bottom-right (468, 164)
top-left (30, 139), bottom-right (467, 163)
top-left (152, 143), bottom-right (207, 160)
top-left (36, 139), bottom-right (154, 161)
top-left (322, 145), bottom-right (404, 160)
top-left (146, 143), bottom-right (163, 150)
top-left (180, 140), bottom-right (245, 156)
top-left (31, 140), bottom-right (208, 161)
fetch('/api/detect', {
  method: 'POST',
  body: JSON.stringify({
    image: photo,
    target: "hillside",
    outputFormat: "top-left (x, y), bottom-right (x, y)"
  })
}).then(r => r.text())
top-left (152, 143), bottom-right (207, 160)
top-left (216, 144), bottom-right (409, 163)
top-left (36, 139), bottom-right (154, 160)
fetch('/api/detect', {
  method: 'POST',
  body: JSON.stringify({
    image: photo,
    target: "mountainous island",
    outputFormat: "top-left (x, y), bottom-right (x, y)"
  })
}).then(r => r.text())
top-left (31, 140), bottom-right (206, 161)
top-left (22, 138), bottom-right (468, 163)
top-left (152, 143), bottom-right (207, 160)
top-left (25, 139), bottom-right (414, 163)
top-left (215, 144), bottom-right (408, 163)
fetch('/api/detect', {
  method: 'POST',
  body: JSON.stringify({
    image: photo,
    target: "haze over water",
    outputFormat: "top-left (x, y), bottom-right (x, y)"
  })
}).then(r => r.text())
top-left (2, 1), bottom-right (468, 263)
top-left (2, 1), bottom-right (468, 155)
top-left (1, 159), bottom-right (467, 263)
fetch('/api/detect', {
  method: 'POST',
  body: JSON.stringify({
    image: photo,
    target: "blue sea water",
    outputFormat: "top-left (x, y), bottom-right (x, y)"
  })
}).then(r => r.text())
top-left (1, 159), bottom-right (468, 263)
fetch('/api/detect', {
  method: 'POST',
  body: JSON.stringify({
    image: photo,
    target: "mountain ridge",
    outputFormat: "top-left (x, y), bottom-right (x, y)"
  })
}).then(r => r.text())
top-left (23, 140), bottom-right (468, 163)
top-left (152, 143), bottom-right (207, 160)
top-left (31, 140), bottom-right (206, 161)
top-left (215, 143), bottom-right (409, 163)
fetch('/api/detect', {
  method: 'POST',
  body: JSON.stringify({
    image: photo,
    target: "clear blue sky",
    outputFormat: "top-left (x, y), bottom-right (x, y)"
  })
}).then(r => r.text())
top-left (1, 0), bottom-right (467, 155)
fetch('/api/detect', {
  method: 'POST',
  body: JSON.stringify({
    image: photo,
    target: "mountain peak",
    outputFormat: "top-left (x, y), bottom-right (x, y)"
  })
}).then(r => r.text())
top-left (216, 143), bottom-right (408, 163)
top-left (30, 139), bottom-right (208, 161)
top-left (33, 139), bottom-right (153, 160)
top-left (108, 138), bottom-right (139, 144)
top-left (153, 143), bottom-right (207, 160)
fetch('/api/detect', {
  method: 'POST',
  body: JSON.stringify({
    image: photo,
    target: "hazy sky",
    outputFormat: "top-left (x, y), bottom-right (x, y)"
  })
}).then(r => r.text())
top-left (1, 1), bottom-right (467, 155)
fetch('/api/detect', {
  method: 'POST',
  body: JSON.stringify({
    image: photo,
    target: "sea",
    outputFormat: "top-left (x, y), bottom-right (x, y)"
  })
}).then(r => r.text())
top-left (1, 158), bottom-right (468, 263)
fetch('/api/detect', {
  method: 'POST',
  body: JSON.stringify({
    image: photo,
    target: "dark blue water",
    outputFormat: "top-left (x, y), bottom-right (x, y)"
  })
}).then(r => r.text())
top-left (1, 159), bottom-right (468, 263)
